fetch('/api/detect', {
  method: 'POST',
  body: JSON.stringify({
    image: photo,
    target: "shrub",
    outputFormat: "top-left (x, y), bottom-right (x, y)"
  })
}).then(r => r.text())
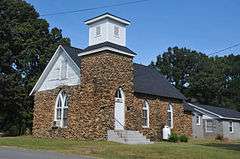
top-left (215, 134), bottom-right (224, 141)
top-left (168, 133), bottom-right (178, 142)
top-left (6, 125), bottom-right (18, 136)
top-left (179, 135), bottom-right (188, 142)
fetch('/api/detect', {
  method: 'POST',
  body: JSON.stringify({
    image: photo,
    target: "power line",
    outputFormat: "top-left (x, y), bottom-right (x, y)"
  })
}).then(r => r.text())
top-left (209, 42), bottom-right (240, 56)
top-left (40, 0), bottom-right (150, 17)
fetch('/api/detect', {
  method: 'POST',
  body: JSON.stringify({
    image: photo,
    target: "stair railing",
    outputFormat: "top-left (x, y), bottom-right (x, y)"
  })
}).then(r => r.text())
top-left (114, 118), bottom-right (125, 130)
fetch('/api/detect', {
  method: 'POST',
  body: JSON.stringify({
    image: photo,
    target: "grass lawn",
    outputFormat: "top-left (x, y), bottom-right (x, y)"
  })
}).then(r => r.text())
top-left (0, 136), bottom-right (239, 159)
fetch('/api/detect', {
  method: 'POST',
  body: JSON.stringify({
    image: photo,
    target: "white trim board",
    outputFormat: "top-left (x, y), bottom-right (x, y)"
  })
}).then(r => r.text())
top-left (188, 103), bottom-right (240, 121)
top-left (78, 46), bottom-right (135, 57)
top-left (85, 14), bottom-right (130, 26)
top-left (29, 45), bottom-right (80, 96)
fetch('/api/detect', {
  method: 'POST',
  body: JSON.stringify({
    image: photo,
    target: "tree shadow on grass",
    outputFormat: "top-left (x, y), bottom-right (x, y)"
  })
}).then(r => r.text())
top-left (200, 143), bottom-right (240, 151)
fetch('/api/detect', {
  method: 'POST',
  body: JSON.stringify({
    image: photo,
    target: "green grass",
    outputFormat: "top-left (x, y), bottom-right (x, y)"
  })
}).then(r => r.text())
top-left (0, 136), bottom-right (239, 159)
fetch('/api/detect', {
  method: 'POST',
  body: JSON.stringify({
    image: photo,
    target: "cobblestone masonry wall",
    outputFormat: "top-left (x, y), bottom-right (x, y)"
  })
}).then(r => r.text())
top-left (132, 93), bottom-right (192, 141)
top-left (32, 51), bottom-right (192, 140)
top-left (33, 51), bottom-right (134, 139)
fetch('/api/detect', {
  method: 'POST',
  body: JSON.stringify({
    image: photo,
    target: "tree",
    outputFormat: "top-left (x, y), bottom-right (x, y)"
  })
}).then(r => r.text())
top-left (188, 55), bottom-right (240, 110)
top-left (0, 0), bottom-right (70, 135)
top-left (154, 47), bottom-right (207, 93)
top-left (153, 47), bottom-right (240, 111)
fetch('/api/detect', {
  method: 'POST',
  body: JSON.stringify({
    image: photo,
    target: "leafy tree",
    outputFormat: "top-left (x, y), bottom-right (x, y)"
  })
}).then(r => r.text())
top-left (0, 0), bottom-right (70, 135)
top-left (153, 47), bottom-right (240, 111)
top-left (154, 47), bottom-right (207, 93)
top-left (188, 55), bottom-right (240, 110)
top-left (187, 57), bottom-right (228, 104)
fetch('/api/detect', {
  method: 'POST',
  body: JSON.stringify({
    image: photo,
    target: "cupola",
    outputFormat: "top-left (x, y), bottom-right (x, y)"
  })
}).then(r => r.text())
top-left (85, 12), bottom-right (130, 46)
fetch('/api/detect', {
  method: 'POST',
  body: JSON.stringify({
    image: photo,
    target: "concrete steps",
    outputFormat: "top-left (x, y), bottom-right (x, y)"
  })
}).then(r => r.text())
top-left (107, 130), bottom-right (153, 144)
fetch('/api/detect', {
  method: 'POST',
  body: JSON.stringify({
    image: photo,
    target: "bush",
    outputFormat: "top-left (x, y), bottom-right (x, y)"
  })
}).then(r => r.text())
top-left (6, 125), bottom-right (18, 136)
top-left (215, 134), bottom-right (224, 141)
top-left (168, 133), bottom-right (189, 143)
top-left (179, 135), bottom-right (188, 142)
top-left (168, 133), bottom-right (178, 142)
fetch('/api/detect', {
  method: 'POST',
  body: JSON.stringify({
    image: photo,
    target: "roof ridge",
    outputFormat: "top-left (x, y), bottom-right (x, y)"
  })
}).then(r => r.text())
top-left (133, 63), bottom-right (149, 67)
top-left (188, 103), bottom-right (240, 119)
top-left (84, 12), bottom-right (130, 24)
top-left (199, 104), bottom-right (240, 112)
top-left (62, 44), bottom-right (83, 51)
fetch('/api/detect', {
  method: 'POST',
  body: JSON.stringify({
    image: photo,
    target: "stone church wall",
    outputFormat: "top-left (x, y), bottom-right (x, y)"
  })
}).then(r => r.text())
top-left (33, 51), bottom-right (134, 139)
top-left (132, 93), bottom-right (192, 141)
top-left (32, 51), bottom-right (192, 141)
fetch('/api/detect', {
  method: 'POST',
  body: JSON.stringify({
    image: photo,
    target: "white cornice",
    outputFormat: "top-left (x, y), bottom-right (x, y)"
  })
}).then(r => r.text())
top-left (78, 46), bottom-right (135, 57)
top-left (85, 14), bottom-right (130, 25)
top-left (188, 103), bottom-right (240, 121)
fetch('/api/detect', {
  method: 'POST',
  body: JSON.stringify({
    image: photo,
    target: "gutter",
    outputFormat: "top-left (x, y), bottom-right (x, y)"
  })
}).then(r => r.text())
top-left (188, 103), bottom-right (240, 121)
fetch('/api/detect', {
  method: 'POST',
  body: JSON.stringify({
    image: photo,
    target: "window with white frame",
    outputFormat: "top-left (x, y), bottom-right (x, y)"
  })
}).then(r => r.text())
top-left (114, 26), bottom-right (120, 37)
top-left (205, 120), bottom-right (213, 132)
top-left (115, 88), bottom-right (123, 103)
top-left (167, 103), bottom-right (173, 128)
top-left (229, 121), bottom-right (233, 133)
top-left (96, 26), bottom-right (101, 36)
top-left (54, 91), bottom-right (68, 128)
top-left (142, 100), bottom-right (149, 127)
top-left (196, 115), bottom-right (201, 125)
top-left (115, 88), bottom-right (122, 99)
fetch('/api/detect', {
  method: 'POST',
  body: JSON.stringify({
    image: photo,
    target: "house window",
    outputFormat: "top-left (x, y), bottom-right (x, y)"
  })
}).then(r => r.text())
top-left (60, 59), bottom-right (67, 80)
top-left (96, 26), bottom-right (101, 36)
top-left (142, 100), bottom-right (149, 128)
top-left (229, 121), bottom-right (234, 133)
top-left (54, 91), bottom-right (68, 128)
top-left (114, 26), bottom-right (120, 37)
top-left (167, 103), bottom-right (173, 128)
top-left (196, 115), bottom-right (201, 125)
top-left (205, 120), bottom-right (213, 132)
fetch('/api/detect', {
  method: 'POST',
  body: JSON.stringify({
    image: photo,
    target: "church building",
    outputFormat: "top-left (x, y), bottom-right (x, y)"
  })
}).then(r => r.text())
top-left (30, 13), bottom-right (192, 143)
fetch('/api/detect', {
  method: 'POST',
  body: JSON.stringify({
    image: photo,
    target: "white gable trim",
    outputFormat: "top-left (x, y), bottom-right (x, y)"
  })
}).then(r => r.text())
top-left (193, 109), bottom-right (216, 119)
top-left (188, 103), bottom-right (240, 121)
top-left (78, 47), bottom-right (135, 57)
top-left (188, 103), bottom-right (223, 118)
top-left (29, 45), bottom-right (80, 96)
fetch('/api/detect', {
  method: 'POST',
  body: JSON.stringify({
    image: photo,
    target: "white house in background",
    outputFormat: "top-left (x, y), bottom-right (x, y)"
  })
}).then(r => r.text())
top-left (187, 103), bottom-right (240, 140)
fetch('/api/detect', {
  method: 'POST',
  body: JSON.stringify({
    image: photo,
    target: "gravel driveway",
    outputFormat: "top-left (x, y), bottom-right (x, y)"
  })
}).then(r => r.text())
top-left (0, 147), bottom-right (93, 159)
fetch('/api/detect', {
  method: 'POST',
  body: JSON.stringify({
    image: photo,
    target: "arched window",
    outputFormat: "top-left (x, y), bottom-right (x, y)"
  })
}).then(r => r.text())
top-left (115, 88), bottom-right (123, 102)
top-left (142, 100), bottom-right (149, 128)
top-left (54, 91), bottom-right (68, 128)
top-left (167, 103), bottom-right (173, 128)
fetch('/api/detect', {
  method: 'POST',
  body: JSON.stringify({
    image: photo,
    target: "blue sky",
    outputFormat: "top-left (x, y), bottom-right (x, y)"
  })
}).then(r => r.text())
top-left (26, 0), bottom-right (240, 65)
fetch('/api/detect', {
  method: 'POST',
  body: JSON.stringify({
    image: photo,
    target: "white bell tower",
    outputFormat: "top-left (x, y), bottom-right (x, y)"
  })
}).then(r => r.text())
top-left (85, 13), bottom-right (130, 46)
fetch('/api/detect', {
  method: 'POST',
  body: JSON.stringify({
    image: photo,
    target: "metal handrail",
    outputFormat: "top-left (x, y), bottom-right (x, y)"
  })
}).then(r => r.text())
top-left (115, 118), bottom-right (125, 129)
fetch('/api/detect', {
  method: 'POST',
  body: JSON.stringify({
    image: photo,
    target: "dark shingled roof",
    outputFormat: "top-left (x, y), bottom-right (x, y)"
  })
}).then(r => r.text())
top-left (183, 102), bottom-right (195, 112)
top-left (133, 63), bottom-right (186, 100)
top-left (63, 45), bottom-right (185, 100)
top-left (82, 42), bottom-right (136, 55)
top-left (62, 45), bottom-right (83, 68)
top-left (192, 103), bottom-right (240, 119)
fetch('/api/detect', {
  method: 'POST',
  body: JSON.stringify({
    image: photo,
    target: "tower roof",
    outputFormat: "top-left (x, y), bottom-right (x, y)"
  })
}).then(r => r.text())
top-left (84, 12), bottom-right (130, 25)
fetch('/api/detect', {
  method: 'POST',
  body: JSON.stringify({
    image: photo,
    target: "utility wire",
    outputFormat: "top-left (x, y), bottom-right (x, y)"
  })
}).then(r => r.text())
top-left (209, 42), bottom-right (240, 56)
top-left (40, 0), bottom-right (150, 17)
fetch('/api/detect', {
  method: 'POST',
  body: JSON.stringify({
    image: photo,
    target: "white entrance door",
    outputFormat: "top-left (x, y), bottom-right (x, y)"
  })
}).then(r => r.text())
top-left (114, 88), bottom-right (125, 130)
